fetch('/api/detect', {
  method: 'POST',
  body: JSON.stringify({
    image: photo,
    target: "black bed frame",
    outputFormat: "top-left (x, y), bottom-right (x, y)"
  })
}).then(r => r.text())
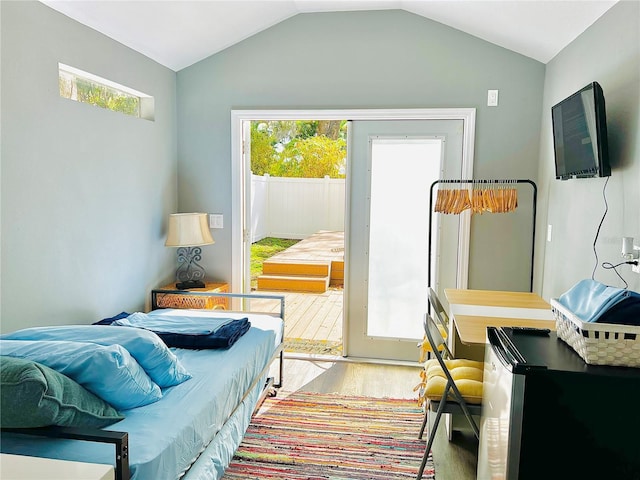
top-left (1, 426), bottom-right (130, 480)
top-left (1, 291), bottom-right (286, 480)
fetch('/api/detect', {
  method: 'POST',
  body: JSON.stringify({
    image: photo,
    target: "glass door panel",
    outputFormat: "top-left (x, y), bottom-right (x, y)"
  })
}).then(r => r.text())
top-left (346, 119), bottom-right (468, 361)
top-left (367, 138), bottom-right (441, 339)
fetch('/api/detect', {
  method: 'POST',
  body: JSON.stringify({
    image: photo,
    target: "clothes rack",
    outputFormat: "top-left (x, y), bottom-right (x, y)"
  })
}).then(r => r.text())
top-left (428, 179), bottom-right (537, 293)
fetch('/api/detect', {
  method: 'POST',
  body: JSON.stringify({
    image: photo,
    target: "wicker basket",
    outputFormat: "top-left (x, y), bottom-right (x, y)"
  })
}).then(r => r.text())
top-left (156, 293), bottom-right (217, 310)
top-left (155, 282), bottom-right (229, 310)
top-left (551, 298), bottom-right (640, 368)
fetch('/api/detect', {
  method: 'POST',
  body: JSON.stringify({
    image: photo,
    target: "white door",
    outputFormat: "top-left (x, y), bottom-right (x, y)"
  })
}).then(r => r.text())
top-left (346, 119), bottom-right (470, 361)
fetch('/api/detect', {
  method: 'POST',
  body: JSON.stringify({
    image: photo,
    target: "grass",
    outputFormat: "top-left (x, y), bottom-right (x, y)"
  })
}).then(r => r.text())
top-left (251, 237), bottom-right (300, 289)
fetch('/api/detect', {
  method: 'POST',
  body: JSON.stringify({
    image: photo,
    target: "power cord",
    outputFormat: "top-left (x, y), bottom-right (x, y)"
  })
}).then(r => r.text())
top-left (590, 177), bottom-right (636, 289)
top-left (591, 176), bottom-right (610, 281)
top-left (602, 260), bottom-right (638, 289)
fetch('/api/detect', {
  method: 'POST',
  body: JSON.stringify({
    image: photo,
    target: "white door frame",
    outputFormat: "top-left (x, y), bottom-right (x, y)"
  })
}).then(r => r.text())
top-left (230, 108), bottom-right (475, 303)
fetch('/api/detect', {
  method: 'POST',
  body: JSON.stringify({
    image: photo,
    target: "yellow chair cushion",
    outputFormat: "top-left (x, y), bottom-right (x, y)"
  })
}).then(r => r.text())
top-left (423, 358), bottom-right (484, 404)
top-left (417, 324), bottom-right (448, 362)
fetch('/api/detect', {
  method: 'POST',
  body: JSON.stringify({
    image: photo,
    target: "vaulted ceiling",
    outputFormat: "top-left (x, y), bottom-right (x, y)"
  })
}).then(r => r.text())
top-left (41, 0), bottom-right (618, 71)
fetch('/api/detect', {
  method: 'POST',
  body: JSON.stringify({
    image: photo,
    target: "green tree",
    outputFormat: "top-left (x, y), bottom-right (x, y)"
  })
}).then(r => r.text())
top-left (250, 122), bottom-right (278, 176)
top-left (316, 120), bottom-right (342, 140)
top-left (75, 79), bottom-right (139, 116)
top-left (295, 120), bottom-right (318, 139)
top-left (250, 120), bottom-right (347, 178)
top-left (274, 136), bottom-right (346, 178)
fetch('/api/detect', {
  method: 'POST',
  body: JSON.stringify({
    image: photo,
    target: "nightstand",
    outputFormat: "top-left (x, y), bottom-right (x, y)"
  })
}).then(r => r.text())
top-left (0, 454), bottom-right (114, 480)
top-left (152, 282), bottom-right (229, 310)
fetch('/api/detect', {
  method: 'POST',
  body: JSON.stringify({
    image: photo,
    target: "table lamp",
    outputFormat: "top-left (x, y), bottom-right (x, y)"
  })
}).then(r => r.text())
top-left (165, 213), bottom-right (214, 289)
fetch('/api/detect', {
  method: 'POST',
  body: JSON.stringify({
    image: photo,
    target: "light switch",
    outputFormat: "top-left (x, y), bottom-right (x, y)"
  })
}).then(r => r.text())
top-left (209, 214), bottom-right (223, 229)
top-left (487, 90), bottom-right (499, 107)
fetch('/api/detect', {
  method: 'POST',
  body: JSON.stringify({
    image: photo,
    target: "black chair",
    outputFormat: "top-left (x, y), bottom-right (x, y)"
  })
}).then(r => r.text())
top-left (427, 287), bottom-right (450, 331)
top-left (418, 288), bottom-right (450, 364)
top-left (416, 314), bottom-right (483, 480)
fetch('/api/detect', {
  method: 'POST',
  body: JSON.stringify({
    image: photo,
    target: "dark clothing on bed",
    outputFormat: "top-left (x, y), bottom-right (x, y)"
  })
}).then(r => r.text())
top-left (94, 313), bottom-right (251, 349)
top-left (152, 318), bottom-right (251, 349)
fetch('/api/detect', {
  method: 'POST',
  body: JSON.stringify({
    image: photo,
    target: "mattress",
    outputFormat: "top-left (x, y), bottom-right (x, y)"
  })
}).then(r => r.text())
top-left (1, 309), bottom-right (283, 480)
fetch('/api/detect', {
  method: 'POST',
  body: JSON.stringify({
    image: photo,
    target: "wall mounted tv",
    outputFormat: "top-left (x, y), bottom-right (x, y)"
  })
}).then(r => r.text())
top-left (552, 81), bottom-right (611, 180)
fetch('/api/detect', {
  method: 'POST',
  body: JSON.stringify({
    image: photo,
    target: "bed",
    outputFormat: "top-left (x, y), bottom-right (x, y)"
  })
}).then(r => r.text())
top-left (0, 291), bottom-right (284, 480)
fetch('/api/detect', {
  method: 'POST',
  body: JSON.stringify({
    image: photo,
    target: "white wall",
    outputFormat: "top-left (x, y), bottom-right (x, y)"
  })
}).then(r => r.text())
top-left (0, 2), bottom-right (178, 332)
top-left (251, 175), bottom-right (345, 241)
top-left (536, 1), bottom-right (640, 299)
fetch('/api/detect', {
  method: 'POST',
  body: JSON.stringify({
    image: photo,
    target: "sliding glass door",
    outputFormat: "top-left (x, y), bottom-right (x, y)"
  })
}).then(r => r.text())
top-left (346, 119), bottom-right (469, 361)
top-left (231, 109), bottom-right (475, 362)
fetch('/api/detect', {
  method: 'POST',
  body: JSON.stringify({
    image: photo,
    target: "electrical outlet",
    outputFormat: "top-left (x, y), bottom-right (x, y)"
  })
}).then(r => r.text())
top-left (633, 247), bottom-right (640, 274)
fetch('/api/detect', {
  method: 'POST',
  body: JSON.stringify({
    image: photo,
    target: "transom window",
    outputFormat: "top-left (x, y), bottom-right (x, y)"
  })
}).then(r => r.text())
top-left (58, 63), bottom-right (154, 120)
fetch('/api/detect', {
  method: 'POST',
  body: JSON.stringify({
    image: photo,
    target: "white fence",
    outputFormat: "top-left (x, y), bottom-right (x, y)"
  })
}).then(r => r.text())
top-left (251, 174), bottom-right (345, 242)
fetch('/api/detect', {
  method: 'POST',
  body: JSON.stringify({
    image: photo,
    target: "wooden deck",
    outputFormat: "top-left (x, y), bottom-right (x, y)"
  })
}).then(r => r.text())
top-left (269, 230), bottom-right (344, 263)
top-left (253, 231), bottom-right (345, 354)
top-left (257, 231), bottom-right (344, 292)
top-left (251, 288), bottom-right (344, 355)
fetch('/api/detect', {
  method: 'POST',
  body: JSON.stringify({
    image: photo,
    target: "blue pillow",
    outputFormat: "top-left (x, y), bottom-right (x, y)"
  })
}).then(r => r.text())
top-left (1, 356), bottom-right (124, 428)
top-left (1, 325), bottom-right (191, 388)
top-left (0, 340), bottom-right (162, 410)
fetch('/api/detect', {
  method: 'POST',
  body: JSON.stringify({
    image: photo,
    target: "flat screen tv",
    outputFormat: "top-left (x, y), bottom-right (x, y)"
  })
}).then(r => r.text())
top-left (552, 81), bottom-right (610, 180)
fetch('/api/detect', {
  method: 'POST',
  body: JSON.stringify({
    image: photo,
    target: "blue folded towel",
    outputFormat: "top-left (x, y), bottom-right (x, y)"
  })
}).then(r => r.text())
top-left (558, 279), bottom-right (637, 323)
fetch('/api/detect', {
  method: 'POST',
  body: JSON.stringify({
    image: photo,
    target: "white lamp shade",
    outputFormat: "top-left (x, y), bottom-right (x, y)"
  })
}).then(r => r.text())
top-left (165, 213), bottom-right (214, 247)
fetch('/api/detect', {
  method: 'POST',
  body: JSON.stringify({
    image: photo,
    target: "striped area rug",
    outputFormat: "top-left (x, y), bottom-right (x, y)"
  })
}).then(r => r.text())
top-left (223, 391), bottom-right (434, 479)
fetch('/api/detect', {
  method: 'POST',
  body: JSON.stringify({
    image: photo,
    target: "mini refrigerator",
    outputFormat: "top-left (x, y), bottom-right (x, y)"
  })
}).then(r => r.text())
top-left (477, 326), bottom-right (640, 480)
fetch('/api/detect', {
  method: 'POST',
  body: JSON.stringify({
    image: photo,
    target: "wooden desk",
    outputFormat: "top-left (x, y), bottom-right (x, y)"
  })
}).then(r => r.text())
top-left (445, 288), bottom-right (551, 310)
top-left (452, 314), bottom-right (555, 345)
top-left (441, 288), bottom-right (556, 438)
top-left (444, 288), bottom-right (555, 348)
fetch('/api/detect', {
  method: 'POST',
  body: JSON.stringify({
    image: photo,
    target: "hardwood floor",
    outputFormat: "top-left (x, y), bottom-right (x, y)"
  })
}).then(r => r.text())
top-left (269, 356), bottom-right (478, 480)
